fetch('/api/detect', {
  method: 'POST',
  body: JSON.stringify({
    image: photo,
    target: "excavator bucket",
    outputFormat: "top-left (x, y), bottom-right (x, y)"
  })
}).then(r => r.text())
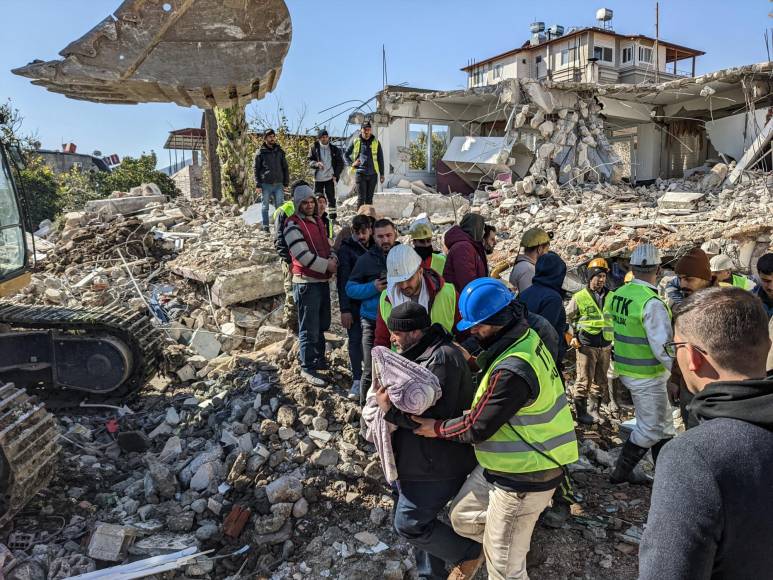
top-left (12, 0), bottom-right (292, 109)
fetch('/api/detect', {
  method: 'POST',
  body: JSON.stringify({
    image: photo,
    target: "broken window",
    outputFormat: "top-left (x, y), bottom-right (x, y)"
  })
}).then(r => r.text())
top-left (407, 123), bottom-right (449, 173)
top-left (493, 64), bottom-right (504, 79)
top-left (638, 46), bottom-right (653, 64)
top-left (622, 46), bottom-right (633, 64)
top-left (593, 46), bottom-right (613, 63)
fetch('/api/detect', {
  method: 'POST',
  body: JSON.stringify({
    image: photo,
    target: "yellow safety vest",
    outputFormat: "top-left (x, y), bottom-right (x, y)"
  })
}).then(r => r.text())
top-left (731, 274), bottom-right (756, 292)
top-left (430, 253), bottom-right (446, 276)
top-left (351, 137), bottom-right (381, 175)
top-left (573, 288), bottom-right (613, 342)
top-left (472, 328), bottom-right (579, 473)
top-left (379, 283), bottom-right (457, 335)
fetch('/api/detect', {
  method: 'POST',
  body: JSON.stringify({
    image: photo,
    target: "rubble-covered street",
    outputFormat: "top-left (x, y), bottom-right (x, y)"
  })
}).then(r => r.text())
top-left (1, 157), bottom-right (770, 578)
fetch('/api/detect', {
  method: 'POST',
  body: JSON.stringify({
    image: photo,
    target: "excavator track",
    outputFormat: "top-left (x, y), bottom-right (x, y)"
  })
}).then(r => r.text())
top-left (0, 383), bottom-right (60, 529)
top-left (0, 301), bottom-right (163, 408)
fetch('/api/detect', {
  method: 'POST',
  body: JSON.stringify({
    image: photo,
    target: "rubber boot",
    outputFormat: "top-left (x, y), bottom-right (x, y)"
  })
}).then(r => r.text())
top-left (610, 440), bottom-right (653, 485)
top-left (587, 396), bottom-right (601, 423)
top-left (650, 437), bottom-right (673, 465)
top-left (574, 397), bottom-right (595, 425)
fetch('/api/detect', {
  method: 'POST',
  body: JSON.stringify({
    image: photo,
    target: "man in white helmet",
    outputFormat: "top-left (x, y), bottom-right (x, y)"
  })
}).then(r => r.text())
top-left (709, 254), bottom-right (757, 292)
top-left (605, 243), bottom-right (675, 484)
top-left (373, 245), bottom-right (459, 350)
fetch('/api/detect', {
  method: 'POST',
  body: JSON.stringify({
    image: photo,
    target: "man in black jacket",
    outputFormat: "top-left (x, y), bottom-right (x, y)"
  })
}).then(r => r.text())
top-left (337, 215), bottom-right (372, 399)
top-left (640, 287), bottom-right (773, 580)
top-left (254, 129), bottom-right (290, 232)
top-left (308, 129), bottom-right (344, 223)
top-left (374, 302), bottom-right (481, 580)
top-left (345, 122), bottom-right (385, 207)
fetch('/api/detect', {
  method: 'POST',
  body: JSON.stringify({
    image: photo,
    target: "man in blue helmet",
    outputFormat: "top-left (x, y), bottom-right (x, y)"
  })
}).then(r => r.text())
top-left (412, 278), bottom-right (579, 580)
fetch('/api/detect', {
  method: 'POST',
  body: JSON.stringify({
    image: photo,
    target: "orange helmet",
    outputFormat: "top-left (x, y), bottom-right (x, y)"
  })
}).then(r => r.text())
top-left (588, 257), bottom-right (609, 271)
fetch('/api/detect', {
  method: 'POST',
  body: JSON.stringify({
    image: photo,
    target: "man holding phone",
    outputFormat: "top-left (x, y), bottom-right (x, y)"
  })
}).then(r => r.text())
top-left (346, 219), bottom-right (399, 403)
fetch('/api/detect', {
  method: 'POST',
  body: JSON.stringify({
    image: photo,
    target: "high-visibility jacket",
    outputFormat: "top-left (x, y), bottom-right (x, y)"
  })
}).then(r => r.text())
top-left (731, 274), bottom-right (756, 292)
top-left (573, 287), bottom-right (613, 342)
top-left (273, 201), bottom-right (294, 222)
top-left (350, 137), bottom-right (381, 175)
top-left (430, 253), bottom-right (446, 276)
top-left (606, 283), bottom-right (672, 379)
top-left (472, 328), bottom-right (578, 474)
top-left (378, 283), bottom-right (457, 336)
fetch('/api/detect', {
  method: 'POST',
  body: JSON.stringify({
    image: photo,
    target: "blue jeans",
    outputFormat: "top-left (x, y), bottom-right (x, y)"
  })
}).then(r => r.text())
top-left (360, 317), bottom-right (376, 405)
top-left (347, 312), bottom-right (363, 381)
top-left (394, 478), bottom-right (482, 579)
top-left (292, 282), bottom-right (331, 371)
top-left (261, 183), bottom-right (284, 227)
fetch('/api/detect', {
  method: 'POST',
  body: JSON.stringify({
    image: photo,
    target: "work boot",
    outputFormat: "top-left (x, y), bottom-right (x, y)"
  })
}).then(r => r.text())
top-left (541, 501), bottom-right (570, 528)
top-left (587, 396), bottom-right (601, 423)
top-left (574, 397), bottom-right (595, 426)
top-left (650, 437), bottom-right (673, 465)
top-left (301, 369), bottom-right (326, 387)
top-left (610, 440), bottom-right (653, 485)
top-left (447, 552), bottom-right (485, 580)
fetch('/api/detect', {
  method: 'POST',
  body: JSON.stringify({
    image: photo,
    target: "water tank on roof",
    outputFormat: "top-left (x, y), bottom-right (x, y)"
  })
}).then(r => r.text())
top-left (596, 8), bottom-right (613, 22)
top-left (548, 24), bottom-right (564, 37)
top-left (530, 21), bottom-right (545, 34)
top-left (530, 33), bottom-right (546, 47)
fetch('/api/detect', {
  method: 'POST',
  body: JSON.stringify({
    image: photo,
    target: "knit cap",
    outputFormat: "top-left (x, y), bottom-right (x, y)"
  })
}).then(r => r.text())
top-left (387, 302), bottom-right (431, 332)
top-left (675, 248), bottom-right (712, 281)
top-left (293, 183), bottom-right (315, 209)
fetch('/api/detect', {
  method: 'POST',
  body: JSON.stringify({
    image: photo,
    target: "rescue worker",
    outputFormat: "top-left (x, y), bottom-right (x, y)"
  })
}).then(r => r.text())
top-left (373, 245), bottom-right (458, 349)
top-left (606, 243), bottom-right (674, 484)
top-left (345, 121), bottom-right (385, 207)
top-left (273, 198), bottom-right (297, 332)
top-left (412, 278), bottom-right (579, 580)
top-left (409, 221), bottom-right (446, 276)
top-left (509, 228), bottom-right (551, 294)
top-left (709, 254), bottom-right (757, 291)
top-left (566, 258), bottom-right (613, 425)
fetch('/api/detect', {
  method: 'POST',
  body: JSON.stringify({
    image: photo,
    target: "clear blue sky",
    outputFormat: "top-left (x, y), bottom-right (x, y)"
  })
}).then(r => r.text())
top-left (1, 0), bottom-right (767, 164)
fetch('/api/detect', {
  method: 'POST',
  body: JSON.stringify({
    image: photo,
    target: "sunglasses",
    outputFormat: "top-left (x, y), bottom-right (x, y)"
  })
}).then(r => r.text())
top-left (663, 341), bottom-right (707, 359)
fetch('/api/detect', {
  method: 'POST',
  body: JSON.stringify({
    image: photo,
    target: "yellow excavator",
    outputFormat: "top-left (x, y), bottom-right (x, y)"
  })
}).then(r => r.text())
top-left (0, 0), bottom-right (292, 527)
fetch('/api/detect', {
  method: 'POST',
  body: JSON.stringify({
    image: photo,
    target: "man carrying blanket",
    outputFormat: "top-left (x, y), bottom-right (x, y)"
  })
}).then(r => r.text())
top-left (363, 302), bottom-right (481, 580)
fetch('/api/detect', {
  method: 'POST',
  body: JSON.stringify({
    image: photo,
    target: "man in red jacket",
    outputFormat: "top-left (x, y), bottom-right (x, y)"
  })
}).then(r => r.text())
top-left (444, 213), bottom-right (489, 294)
top-left (283, 181), bottom-right (338, 386)
top-left (374, 245), bottom-right (460, 349)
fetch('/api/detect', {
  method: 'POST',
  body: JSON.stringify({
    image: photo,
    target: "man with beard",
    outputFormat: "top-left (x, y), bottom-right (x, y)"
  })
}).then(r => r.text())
top-left (410, 221), bottom-right (446, 276)
top-left (483, 225), bottom-right (497, 256)
top-left (254, 129), bottom-right (289, 233)
top-left (375, 302), bottom-right (481, 580)
top-left (374, 245), bottom-right (458, 349)
top-left (346, 219), bottom-right (398, 403)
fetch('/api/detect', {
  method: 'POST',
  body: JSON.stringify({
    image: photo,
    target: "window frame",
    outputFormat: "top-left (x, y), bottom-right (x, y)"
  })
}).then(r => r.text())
top-left (406, 121), bottom-right (451, 174)
top-left (592, 46), bottom-right (613, 63)
top-left (638, 46), bottom-right (653, 64)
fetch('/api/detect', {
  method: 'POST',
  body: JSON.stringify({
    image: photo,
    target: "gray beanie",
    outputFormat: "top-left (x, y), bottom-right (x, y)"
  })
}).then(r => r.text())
top-left (293, 184), bottom-right (315, 209)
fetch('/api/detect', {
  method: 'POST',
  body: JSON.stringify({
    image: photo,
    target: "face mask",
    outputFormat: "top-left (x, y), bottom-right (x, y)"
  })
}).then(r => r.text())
top-left (414, 245), bottom-right (434, 260)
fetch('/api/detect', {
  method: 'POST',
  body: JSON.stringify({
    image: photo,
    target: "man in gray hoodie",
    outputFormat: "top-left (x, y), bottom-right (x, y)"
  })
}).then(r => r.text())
top-left (640, 287), bottom-right (773, 579)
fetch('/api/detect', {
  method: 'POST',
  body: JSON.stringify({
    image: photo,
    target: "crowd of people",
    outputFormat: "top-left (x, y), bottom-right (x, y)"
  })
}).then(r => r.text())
top-left (257, 123), bottom-right (773, 580)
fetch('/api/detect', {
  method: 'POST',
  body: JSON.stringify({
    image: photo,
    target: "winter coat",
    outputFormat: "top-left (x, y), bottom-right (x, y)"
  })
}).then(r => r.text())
top-left (308, 141), bottom-right (345, 181)
top-left (254, 143), bottom-right (289, 186)
top-left (345, 135), bottom-right (385, 176)
top-left (337, 236), bottom-right (370, 316)
top-left (383, 324), bottom-right (477, 482)
top-left (443, 226), bottom-right (489, 294)
top-left (374, 269), bottom-right (461, 348)
top-left (518, 252), bottom-right (568, 362)
top-left (755, 285), bottom-right (773, 319)
top-left (346, 243), bottom-right (394, 321)
top-left (640, 378), bottom-right (773, 580)
top-left (283, 214), bottom-right (333, 282)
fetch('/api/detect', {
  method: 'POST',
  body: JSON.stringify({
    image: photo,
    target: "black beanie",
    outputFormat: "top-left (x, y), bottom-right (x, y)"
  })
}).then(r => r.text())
top-left (387, 302), bottom-right (431, 332)
top-left (587, 267), bottom-right (607, 282)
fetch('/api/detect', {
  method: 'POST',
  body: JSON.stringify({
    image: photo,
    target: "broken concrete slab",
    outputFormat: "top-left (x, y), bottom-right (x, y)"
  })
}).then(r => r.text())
top-left (84, 195), bottom-right (167, 216)
top-left (211, 265), bottom-right (284, 307)
top-left (189, 329), bottom-right (222, 360)
top-left (657, 191), bottom-right (706, 213)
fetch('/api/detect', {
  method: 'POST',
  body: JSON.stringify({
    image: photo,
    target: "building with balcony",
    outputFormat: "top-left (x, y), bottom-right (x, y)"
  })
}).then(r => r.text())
top-left (463, 11), bottom-right (704, 88)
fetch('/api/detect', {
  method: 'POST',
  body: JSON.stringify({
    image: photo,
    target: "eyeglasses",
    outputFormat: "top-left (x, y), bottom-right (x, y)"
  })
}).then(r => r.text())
top-left (663, 341), bottom-right (707, 358)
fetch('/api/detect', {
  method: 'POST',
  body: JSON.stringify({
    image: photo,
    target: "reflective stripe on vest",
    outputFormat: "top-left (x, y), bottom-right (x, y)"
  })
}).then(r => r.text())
top-left (351, 137), bottom-right (381, 175)
top-left (471, 329), bottom-right (579, 474)
top-left (605, 283), bottom-right (672, 378)
top-left (273, 201), bottom-right (295, 222)
top-left (430, 253), bottom-right (446, 276)
top-left (732, 274), bottom-right (755, 292)
top-left (378, 283), bottom-right (457, 335)
top-left (573, 287), bottom-right (613, 341)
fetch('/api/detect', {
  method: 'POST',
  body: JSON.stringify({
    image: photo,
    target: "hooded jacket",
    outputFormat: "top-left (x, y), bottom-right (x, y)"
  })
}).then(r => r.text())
top-left (640, 378), bottom-right (773, 580)
top-left (383, 324), bottom-right (477, 482)
top-left (254, 142), bottom-right (289, 186)
top-left (518, 252), bottom-right (568, 362)
top-left (346, 243), bottom-right (395, 321)
top-left (443, 217), bottom-right (489, 294)
top-left (373, 269), bottom-right (461, 349)
top-left (337, 235), bottom-right (370, 316)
